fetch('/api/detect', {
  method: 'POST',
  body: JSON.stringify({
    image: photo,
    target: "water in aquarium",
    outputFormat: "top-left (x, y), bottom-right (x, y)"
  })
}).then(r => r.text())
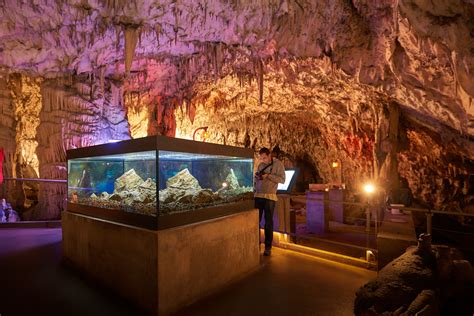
top-left (68, 151), bottom-right (157, 216)
top-left (158, 151), bottom-right (254, 215)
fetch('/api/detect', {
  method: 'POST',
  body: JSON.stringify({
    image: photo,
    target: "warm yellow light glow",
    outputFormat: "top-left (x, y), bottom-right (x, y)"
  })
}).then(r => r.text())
top-left (222, 182), bottom-right (228, 188)
top-left (124, 93), bottom-right (150, 139)
top-left (332, 161), bottom-right (339, 168)
top-left (363, 183), bottom-right (375, 194)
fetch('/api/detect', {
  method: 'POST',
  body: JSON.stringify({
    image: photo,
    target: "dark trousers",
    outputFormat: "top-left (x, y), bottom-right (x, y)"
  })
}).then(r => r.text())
top-left (255, 198), bottom-right (276, 249)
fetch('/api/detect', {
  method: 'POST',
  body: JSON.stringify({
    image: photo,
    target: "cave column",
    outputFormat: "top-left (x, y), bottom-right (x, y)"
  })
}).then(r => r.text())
top-left (388, 101), bottom-right (400, 193)
top-left (7, 74), bottom-right (42, 213)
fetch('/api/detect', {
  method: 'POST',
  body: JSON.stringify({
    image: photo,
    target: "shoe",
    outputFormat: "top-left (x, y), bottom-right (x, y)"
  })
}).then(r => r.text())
top-left (263, 247), bottom-right (271, 256)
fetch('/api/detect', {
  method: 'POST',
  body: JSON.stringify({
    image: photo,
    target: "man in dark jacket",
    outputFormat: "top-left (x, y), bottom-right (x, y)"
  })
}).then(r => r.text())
top-left (254, 148), bottom-right (285, 256)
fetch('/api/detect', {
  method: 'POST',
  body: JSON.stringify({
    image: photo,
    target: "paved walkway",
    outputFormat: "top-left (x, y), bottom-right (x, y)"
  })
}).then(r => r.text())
top-left (0, 228), bottom-right (375, 316)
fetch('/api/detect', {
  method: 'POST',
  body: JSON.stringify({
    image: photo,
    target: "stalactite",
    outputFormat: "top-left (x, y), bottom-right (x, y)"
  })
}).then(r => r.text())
top-left (124, 26), bottom-right (139, 74)
top-left (155, 24), bottom-right (162, 44)
top-left (256, 58), bottom-right (264, 106)
top-left (99, 67), bottom-right (105, 95)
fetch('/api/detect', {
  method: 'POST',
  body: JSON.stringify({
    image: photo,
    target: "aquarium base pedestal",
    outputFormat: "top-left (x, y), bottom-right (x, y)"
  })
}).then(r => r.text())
top-left (62, 209), bottom-right (260, 315)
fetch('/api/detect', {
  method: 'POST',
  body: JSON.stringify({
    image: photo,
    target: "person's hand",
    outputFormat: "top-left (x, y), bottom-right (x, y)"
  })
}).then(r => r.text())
top-left (261, 174), bottom-right (269, 180)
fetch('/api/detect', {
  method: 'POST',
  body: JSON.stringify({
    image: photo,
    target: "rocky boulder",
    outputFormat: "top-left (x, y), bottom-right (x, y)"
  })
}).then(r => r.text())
top-left (139, 178), bottom-right (156, 193)
top-left (114, 169), bottom-right (144, 193)
top-left (225, 169), bottom-right (240, 190)
top-left (192, 189), bottom-right (216, 204)
top-left (166, 168), bottom-right (201, 190)
top-left (355, 234), bottom-right (474, 315)
top-left (109, 193), bottom-right (122, 201)
top-left (99, 192), bottom-right (110, 200)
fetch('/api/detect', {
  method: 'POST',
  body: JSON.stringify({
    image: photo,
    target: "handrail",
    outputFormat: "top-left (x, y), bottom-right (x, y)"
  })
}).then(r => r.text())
top-left (2, 177), bottom-right (67, 183)
top-left (292, 194), bottom-right (474, 218)
top-left (392, 205), bottom-right (474, 218)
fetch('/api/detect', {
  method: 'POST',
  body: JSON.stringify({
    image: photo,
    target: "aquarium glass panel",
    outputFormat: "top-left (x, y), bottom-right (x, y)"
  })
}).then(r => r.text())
top-left (158, 150), bottom-right (253, 215)
top-left (68, 151), bottom-right (157, 216)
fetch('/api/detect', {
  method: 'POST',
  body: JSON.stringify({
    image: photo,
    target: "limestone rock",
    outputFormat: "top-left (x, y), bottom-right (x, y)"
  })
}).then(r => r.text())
top-left (100, 192), bottom-right (110, 200)
top-left (90, 193), bottom-right (98, 199)
top-left (139, 178), bottom-right (157, 192)
top-left (354, 242), bottom-right (437, 315)
top-left (166, 169), bottom-right (201, 190)
top-left (6, 209), bottom-right (20, 222)
top-left (109, 193), bottom-right (122, 201)
top-left (192, 189), bottom-right (215, 204)
top-left (114, 169), bottom-right (144, 193)
top-left (355, 235), bottom-right (474, 315)
top-left (404, 289), bottom-right (437, 316)
top-left (225, 169), bottom-right (240, 190)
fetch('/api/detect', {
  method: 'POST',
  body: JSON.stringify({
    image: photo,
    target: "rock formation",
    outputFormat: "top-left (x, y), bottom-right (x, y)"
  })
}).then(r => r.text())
top-left (70, 168), bottom-right (157, 216)
top-left (224, 169), bottom-right (240, 190)
top-left (0, 1), bottom-right (472, 221)
top-left (69, 166), bottom-right (252, 216)
top-left (355, 234), bottom-right (474, 315)
top-left (0, 198), bottom-right (20, 222)
top-left (159, 168), bottom-right (252, 215)
top-left (114, 169), bottom-right (145, 193)
top-left (166, 168), bottom-right (201, 191)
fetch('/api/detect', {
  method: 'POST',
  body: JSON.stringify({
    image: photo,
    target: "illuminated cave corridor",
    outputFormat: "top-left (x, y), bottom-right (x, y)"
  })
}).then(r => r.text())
top-left (0, 1), bottom-right (473, 315)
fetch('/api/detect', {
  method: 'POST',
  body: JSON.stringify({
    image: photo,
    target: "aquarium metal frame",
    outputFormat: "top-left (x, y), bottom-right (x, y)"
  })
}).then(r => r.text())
top-left (66, 135), bottom-right (254, 230)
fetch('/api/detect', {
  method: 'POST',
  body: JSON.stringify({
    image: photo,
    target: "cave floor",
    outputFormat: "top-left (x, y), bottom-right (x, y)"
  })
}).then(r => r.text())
top-left (0, 227), bottom-right (375, 316)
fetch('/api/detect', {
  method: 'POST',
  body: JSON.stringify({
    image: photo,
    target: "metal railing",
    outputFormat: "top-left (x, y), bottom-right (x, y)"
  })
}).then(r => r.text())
top-left (390, 205), bottom-right (474, 235)
top-left (274, 193), bottom-right (474, 267)
top-left (274, 193), bottom-right (381, 264)
top-left (3, 177), bottom-right (67, 183)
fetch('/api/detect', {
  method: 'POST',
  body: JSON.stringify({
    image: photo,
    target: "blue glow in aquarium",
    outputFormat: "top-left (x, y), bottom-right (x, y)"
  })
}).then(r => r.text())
top-left (68, 151), bottom-right (157, 216)
top-left (158, 151), bottom-right (253, 215)
top-left (67, 149), bottom-right (254, 217)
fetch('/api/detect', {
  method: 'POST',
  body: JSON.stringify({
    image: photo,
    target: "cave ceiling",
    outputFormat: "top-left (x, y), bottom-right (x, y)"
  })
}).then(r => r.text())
top-left (0, 0), bottom-right (473, 138)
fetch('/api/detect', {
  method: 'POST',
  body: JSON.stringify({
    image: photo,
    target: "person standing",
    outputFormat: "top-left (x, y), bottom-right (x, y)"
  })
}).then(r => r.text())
top-left (254, 147), bottom-right (285, 256)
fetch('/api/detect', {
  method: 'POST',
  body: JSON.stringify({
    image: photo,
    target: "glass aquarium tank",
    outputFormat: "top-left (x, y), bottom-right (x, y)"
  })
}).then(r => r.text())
top-left (68, 151), bottom-right (157, 217)
top-left (67, 136), bottom-right (254, 229)
top-left (158, 151), bottom-right (253, 215)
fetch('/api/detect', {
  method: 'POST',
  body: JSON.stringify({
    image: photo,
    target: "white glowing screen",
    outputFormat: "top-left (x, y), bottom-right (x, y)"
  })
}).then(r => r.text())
top-left (278, 170), bottom-right (296, 191)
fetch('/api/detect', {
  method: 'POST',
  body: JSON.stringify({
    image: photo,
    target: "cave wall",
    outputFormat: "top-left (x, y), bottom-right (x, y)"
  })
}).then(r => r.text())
top-left (0, 0), bottom-right (473, 219)
top-left (0, 77), bottom-right (18, 203)
top-left (0, 74), bottom-right (131, 220)
top-left (172, 56), bottom-right (473, 211)
top-left (398, 117), bottom-right (474, 216)
top-left (31, 77), bottom-right (131, 220)
top-left (175, 58), bottom-right (391, 191)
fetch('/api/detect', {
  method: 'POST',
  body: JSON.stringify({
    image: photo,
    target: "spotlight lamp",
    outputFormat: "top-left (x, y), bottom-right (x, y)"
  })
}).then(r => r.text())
top-left (363, 183), bottom-right (375, 194)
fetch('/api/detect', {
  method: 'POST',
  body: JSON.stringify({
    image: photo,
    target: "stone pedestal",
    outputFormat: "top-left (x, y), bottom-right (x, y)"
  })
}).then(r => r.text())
top-left (62, 209), bottom-right (259, 315)
top-left (273, 194), bottom-right (291, 233)
top-left (328, 189), bottom-right (344, 223)
top-left (306, 191), bottom-right (328, 235)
